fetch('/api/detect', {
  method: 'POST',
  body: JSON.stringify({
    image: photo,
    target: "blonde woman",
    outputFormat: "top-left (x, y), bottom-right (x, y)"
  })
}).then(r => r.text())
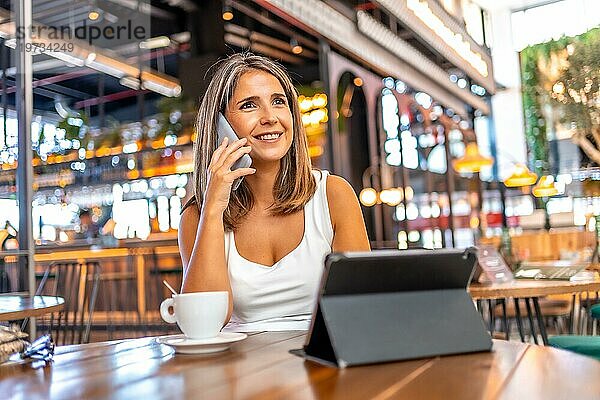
top-left (179, 53), bottom-right (370, 332)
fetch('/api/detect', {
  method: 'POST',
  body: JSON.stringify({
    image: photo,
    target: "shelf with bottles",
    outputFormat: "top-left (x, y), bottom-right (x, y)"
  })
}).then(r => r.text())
top-left (0, 141), bottom-right (194, 195)
top-left (13, 165), bottom-right (191, 247)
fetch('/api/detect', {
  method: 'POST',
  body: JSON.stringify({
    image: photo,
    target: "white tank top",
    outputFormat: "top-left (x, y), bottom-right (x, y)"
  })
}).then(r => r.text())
top-left (223, 170), bottom-right (333, 332)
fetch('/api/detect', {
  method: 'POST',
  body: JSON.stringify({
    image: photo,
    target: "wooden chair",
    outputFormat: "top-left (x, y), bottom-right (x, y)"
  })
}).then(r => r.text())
top-left (492, 297), bottom-right (573, 340)
top-left (579, 291), bottom-right (600, 335)
top-left (35, 261), bottom-right (101, 345)
top-left (146, 249), bottom-right (182, 336)
top-left (92, 255), bottom-right (141, 340)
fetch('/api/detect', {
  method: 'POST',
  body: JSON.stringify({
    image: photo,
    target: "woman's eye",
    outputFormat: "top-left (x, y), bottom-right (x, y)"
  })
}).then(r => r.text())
top-left (273, 97), bottom-right (287, 106)
top-left (240, 101), bottom-right (256, 110)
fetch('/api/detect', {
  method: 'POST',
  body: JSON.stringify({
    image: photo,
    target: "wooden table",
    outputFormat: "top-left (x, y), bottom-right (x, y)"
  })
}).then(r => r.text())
top-left (469, 279), bottom-right (600, 300)
top-left (469, 279), bottom-right (600, 345)
top-left (0, 295), bottom-right (64, 320)
top-left (1, 332), bottom-right (600, 399)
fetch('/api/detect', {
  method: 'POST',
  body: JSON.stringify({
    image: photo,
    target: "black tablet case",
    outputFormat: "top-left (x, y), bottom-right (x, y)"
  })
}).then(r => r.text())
top-left (291, 249), bottom-right (492, 367)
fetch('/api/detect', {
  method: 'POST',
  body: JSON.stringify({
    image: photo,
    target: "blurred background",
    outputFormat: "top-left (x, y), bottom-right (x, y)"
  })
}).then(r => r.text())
top-left (2, 0), bottom-right (600, 340)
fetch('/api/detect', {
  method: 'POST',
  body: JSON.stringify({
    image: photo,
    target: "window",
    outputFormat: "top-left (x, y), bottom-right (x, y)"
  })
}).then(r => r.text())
top-left (511, 0), bottom-right (600, 50)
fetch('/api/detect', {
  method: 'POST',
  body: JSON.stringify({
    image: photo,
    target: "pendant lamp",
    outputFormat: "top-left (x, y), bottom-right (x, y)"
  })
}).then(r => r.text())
top-left (452, 142), bottom-right (493, 173)
top-left (504, 164), bottom-right (538, 187)
top-left (532, 175), bottom-right (559, 197)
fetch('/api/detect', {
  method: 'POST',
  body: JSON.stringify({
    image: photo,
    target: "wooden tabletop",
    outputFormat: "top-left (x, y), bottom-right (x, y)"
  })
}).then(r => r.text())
top-left (469, 279), bottom-right (600, 300)
top-left (0, 295), bottom-right (64, 320)
top-left (1, 331), bottom-right (600, 399)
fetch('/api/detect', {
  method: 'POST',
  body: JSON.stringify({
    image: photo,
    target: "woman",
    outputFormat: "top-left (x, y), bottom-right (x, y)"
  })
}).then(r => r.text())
top-left (179, 53), bottom-right (370, 332)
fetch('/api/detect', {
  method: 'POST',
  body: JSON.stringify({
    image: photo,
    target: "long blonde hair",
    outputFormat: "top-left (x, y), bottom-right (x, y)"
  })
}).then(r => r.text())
top-left (190, 53), bottom-right (316, 231)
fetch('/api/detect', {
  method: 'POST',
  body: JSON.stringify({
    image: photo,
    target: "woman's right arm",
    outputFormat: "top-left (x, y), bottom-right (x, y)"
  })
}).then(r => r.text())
top-left (178, 137), bottom-right (255, 320)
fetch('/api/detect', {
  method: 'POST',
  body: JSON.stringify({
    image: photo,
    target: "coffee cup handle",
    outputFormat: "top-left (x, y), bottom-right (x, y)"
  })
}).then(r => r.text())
top-left (160, 298), bottom-right (177, 324)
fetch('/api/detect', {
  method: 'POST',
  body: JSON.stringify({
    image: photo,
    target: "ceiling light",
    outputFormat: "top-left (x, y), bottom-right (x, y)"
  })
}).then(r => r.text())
top-left (120, 76), bottom-right (141, 90)
top-left (140, 36), bottom-right (171, 50)
top-left (88, 9), bottom-right (101, 21)
top-left (222, 4), bottom-right (233, 21)
top-left (52, 51), bottom-right (85, 67)
top-left (171, 32), bottom-right (191, 43)
top-left (141, 77), bottom-right (182, 97)
top-left (85, 52), bottom-right (97, 64)
top-left (290, 38), bottom-right (303, 54)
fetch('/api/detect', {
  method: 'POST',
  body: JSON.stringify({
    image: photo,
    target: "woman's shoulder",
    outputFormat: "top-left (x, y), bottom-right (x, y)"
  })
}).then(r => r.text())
top-left (179, 198), bottom-right (200, 233)
top-left (323, 173), bottom-right (354, 196)
top-left (322, 173), bottom-right (360, 230)
top-left (181, 196), bottom-right (198, 213)
top-left (309, 169), bottom-right (355, 199)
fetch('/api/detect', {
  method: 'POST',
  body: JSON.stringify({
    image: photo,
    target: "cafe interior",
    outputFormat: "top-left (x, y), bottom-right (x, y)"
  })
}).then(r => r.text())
top-left (2, 0), bottom-right (600, 398)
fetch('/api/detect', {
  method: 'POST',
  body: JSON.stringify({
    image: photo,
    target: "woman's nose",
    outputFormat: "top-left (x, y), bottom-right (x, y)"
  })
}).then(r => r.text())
top-left (259, 109), bottom-right (277, 125)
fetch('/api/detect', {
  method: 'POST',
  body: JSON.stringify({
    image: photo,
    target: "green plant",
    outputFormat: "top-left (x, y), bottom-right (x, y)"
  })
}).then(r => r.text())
top-left (552, 28), bottom-right (600, 164)
top-left (521, 27), bottom-right (600, 168)
top-left (520, 37), bottom-right (569, 174)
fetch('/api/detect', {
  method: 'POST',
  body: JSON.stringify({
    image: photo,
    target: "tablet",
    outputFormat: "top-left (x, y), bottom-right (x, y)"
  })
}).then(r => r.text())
top-left (320, 248), bottom-right (478, 296)
top-left (293, 248), bottom-right (492, 367)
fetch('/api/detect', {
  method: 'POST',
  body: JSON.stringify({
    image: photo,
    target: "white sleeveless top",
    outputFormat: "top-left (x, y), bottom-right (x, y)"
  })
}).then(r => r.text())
top-left (223, 170), bottom-right (333, 332)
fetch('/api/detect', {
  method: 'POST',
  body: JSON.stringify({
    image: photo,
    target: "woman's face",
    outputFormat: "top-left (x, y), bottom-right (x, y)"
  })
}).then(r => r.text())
top-left (224, 70), bottom-right (293, 166)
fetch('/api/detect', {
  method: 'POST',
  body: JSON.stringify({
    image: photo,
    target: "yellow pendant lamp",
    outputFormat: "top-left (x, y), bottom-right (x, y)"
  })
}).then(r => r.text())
top-left (532, 175), bottom-right (559, 197)
top-left (504, 164), bottom-right (538, 187)
top-left (452, 142), bottom-right (494, 173)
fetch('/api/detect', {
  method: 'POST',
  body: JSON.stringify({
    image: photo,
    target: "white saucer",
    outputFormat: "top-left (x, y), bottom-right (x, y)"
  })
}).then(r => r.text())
top-left (156, 332), bottom-right (247, 354)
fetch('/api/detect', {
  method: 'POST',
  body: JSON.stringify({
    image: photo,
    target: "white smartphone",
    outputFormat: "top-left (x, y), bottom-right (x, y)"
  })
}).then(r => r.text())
top-left (217, 113), bottom-right (252, 190)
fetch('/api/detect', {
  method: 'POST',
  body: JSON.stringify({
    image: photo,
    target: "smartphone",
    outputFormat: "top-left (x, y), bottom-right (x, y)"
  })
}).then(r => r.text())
top-left (217, 113), bottom-right (252, 190)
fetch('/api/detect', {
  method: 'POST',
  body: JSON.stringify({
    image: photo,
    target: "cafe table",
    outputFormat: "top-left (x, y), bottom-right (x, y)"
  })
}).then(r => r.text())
top-left (1, 331), bottom-right (600, 399)
top-left (0, 294), bottom-right (64, 321)
top-left (469, 279), bottom-right (600, 345)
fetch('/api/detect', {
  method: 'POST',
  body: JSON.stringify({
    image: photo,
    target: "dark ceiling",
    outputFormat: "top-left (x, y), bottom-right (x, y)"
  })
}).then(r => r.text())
top-left (0, 0), bottom-right (321, 126)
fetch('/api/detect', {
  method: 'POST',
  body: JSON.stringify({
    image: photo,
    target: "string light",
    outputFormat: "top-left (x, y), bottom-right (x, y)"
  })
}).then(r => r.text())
top-left (359, 188), bottom-right (378, 207)
top-left (299, 94), bottom-right (328, 126)
top-left (406, 0), bottom-right (488, 77)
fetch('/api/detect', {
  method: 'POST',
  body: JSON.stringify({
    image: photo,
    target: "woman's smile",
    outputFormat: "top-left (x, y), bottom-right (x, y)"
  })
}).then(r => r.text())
top-left (252, 131), bottom-right (284, 142)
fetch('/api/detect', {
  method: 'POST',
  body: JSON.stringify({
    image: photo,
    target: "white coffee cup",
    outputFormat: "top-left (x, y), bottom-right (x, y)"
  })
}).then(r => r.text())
top-left (160, 291), bottom-right (228, 339)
